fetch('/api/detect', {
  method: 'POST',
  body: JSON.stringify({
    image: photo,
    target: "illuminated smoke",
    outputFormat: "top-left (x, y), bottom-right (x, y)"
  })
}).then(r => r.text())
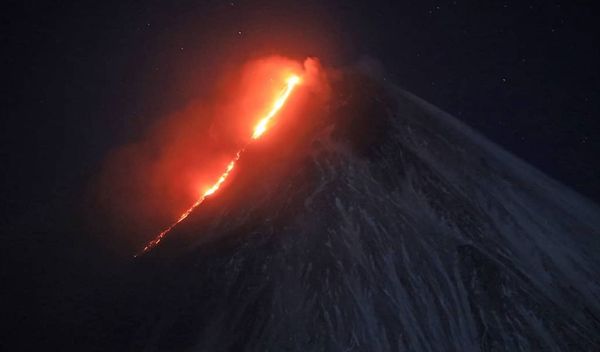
top-left (252, 75), bottom-right (301, 139)
top-left (136, 74), bottom-right (302, 256)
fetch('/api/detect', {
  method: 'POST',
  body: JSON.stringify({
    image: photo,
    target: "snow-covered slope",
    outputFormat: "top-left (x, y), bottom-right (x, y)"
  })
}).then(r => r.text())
top-left (132, 72), bottom-right (600, 351)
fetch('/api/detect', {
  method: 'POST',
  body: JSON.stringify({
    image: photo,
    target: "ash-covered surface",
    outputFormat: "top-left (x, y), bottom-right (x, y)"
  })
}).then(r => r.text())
top-left (110, 72), bottom-right (599, 351)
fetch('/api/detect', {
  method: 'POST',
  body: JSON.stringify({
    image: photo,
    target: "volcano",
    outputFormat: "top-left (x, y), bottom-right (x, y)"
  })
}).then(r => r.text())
top-left (119, 69), bottom-right (600, 351)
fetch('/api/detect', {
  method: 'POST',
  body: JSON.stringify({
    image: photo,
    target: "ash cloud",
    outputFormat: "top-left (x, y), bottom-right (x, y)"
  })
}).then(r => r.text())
top-left (89, 56), bottom-right (328, 253)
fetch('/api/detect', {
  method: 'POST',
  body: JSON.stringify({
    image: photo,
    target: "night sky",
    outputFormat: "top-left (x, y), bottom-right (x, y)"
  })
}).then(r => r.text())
top-left (2, 0), bottom-right (599, 348)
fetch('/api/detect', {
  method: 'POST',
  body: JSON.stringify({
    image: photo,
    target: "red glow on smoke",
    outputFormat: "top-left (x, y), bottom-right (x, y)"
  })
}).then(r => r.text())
top-left (94, 56), bottom-right (322, 254)
top-left (137, 74), bottom-right (301, 255)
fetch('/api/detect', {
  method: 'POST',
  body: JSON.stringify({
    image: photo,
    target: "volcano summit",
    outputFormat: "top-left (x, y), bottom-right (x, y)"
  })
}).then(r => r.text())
top-left (120, 69), bottom-right (600, 351)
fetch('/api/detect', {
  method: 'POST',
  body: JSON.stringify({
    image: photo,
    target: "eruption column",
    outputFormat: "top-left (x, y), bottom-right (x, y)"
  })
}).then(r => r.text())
top-left (136, 75), bottom-right (301, 256)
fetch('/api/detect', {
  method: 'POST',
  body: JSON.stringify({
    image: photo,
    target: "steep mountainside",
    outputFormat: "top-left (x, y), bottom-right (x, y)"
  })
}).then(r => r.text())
top-left (129, 72), bottom-right (600, 351)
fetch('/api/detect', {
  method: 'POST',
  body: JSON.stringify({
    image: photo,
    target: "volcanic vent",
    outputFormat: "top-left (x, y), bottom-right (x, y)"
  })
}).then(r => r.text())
top-left (130, 69), bottom-right (600, 351)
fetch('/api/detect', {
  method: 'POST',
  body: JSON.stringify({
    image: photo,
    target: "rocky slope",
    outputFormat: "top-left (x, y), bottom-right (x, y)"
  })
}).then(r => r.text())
top-left (130, 71), bottom-right (600, 351)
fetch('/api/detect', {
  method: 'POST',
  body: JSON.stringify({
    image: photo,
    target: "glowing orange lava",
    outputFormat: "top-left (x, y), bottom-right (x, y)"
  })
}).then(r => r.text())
top-left (252, 75), bottom-right (301, 139)
top-left (136, 74), bottom-right (301, 256)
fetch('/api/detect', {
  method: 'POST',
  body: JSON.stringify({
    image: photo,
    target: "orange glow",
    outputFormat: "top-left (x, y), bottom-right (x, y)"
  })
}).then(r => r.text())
top-left (136, 74), bottom-right (301, 256)
top-left (136, 152), bottom-right (241, 255)
top-left (252, 75), bottom-right (301, 139)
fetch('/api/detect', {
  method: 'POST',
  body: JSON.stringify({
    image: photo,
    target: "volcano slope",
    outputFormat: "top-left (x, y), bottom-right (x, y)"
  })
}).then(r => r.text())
top-left (129, 71), bottom-right (600, 351)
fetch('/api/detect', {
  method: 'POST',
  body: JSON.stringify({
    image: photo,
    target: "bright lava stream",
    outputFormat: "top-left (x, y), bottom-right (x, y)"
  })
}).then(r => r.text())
top-left (136, 75), bottom-right (301, 257)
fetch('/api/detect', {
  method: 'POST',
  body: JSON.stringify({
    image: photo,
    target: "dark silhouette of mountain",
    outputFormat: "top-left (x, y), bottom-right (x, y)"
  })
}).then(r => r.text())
top-left (111, 70), bottom-right (599, 351)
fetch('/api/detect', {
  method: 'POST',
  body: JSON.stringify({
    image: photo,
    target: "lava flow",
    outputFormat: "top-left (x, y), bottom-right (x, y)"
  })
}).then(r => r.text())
top-left (136, 74), bottom-right (301, 256)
